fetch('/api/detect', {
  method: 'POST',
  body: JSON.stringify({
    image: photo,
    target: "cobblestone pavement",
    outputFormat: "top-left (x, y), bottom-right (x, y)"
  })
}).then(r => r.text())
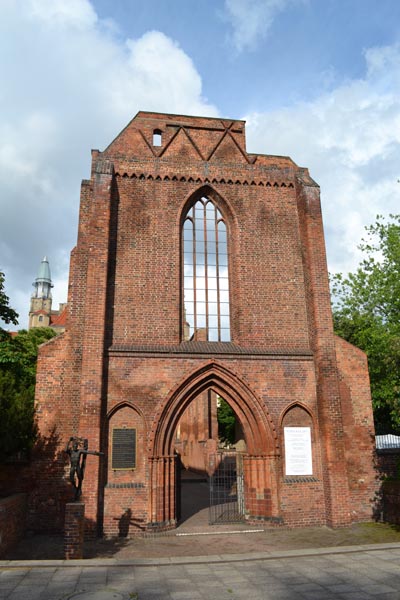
top-left (1, 543), bottom-right (400, 600)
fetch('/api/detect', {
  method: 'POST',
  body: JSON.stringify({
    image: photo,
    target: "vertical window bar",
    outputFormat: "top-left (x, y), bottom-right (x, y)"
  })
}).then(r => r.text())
top-left (204, 201), bottom-right (209, 338)
top-left (183, 197), bottom-right (230, 342)
top-left (215, 211), bottom-right (220, 341)
top-left (192, 213), bottom-right (197, 336)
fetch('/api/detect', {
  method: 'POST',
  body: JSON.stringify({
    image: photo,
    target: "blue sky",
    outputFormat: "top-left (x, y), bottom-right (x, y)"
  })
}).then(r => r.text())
top-left (1, 0), bottom-right (399, 328)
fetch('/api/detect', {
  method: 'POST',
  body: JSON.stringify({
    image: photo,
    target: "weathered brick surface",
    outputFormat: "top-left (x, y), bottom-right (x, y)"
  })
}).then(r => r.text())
top-left (64, 502), bottom-right (85, 559)
top-left (0, 494), bottom-right (27, 558)
top-left (33, 111), bottom-right (377, 535)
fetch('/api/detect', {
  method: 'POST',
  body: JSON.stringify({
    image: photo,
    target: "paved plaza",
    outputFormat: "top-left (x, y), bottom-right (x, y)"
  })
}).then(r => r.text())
top-left (1, 543), bottom-right (400, 600)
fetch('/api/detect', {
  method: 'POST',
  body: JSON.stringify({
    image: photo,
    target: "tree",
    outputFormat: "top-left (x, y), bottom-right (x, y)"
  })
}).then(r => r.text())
top-left (0, 327), bottom-right (56, 460)
top-left (217, 398), bottom-right (237, 445)
top-left (331, 214), bottom-right (400, 433)
top-left (0, 270), bottom-right (18, 338)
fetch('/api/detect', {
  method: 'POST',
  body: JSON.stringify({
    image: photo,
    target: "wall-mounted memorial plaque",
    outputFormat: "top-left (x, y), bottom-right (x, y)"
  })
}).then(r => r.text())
top-left (112, 428), bottom-right (136, 470)
top-left (284, 427), bottom-right (312, 476)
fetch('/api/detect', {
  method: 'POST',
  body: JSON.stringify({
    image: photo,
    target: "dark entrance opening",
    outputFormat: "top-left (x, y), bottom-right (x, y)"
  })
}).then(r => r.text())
top-left (173, 389), bottom-right (245, 527)
top-left (209, 451), bottom-right (245, 524)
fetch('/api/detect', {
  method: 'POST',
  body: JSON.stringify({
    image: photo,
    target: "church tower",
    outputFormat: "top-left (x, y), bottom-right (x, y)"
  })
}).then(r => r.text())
top-left (29, 256), bottom-right (53, 328)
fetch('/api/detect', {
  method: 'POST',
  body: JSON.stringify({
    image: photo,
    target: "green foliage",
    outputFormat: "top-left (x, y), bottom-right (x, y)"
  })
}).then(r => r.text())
top-left (0, 326), bottom-right (56, 460)
top-left (0, 271), bottom-right (18, 337)
top-left (331, 214), bottom-right (400, 433)
top-left (217, 398), bottom-right (237, 444)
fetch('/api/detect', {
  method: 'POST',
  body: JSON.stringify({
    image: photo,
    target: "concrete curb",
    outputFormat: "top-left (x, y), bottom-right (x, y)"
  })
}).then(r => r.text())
top-left (1, 542), bottom-right (399, 569)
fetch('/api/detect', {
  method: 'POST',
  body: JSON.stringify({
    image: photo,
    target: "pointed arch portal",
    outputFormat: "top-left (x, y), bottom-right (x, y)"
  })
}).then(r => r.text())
top-left (148, 363), bottom-right (281, 529)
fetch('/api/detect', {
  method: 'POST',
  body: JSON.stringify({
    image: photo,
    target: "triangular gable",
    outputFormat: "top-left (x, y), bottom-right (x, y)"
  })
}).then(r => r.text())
top-left (160, 128), bottom-right (203, 161)
top-left (104, 127), bottom-right (154, 158)
top-left (188, 128), bottom-right (224, 159)
top-left (208, 132), bottom-right (249, 164)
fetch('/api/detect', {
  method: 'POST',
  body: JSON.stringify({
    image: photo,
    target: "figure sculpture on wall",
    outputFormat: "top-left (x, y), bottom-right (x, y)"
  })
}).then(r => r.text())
top-left (65, 437), bottom-right (102, 501)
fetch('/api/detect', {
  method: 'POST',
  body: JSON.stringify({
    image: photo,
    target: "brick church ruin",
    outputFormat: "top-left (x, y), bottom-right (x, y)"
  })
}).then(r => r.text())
top-left (34, 111), bottom-right (376, 536)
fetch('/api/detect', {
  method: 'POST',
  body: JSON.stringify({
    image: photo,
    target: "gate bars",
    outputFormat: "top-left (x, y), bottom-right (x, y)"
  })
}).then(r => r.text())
top-left (209, 451), bottom-right (245, 524)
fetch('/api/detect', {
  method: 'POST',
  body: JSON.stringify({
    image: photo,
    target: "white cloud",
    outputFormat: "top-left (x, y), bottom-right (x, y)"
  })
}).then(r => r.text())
top-left (26, 0), bottom-right (98, 29)
top-left (223, 0), bottom-right (299, 51)
top-left (0, 0), bottom-right (217, 329)
top-left (245, 43), bottom-right (400, 274)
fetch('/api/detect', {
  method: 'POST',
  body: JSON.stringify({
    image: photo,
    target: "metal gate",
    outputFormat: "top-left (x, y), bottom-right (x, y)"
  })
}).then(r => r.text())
top-left (209, 451), bottom-right (245, 524)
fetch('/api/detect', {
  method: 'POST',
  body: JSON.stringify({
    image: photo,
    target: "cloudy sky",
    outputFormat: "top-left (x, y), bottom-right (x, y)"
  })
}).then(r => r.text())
top-left (1, 0), bottom-right (399, 329)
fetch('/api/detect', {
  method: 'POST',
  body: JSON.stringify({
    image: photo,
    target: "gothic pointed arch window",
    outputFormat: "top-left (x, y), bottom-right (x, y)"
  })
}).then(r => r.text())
top-left (182, 197), bottom-right (230, 342)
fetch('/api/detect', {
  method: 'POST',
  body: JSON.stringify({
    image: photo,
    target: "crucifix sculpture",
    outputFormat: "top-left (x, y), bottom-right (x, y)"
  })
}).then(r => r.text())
top-left (65, 437), bottom-right (103, 501)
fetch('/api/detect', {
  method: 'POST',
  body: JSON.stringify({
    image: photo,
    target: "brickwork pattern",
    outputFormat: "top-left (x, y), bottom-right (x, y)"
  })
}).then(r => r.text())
top-left (33, 111), bottom-right (377, 536)
top-left (0, 494), bottom-right (27, 558)
top-left (64, 502), bottom-right (85, 559)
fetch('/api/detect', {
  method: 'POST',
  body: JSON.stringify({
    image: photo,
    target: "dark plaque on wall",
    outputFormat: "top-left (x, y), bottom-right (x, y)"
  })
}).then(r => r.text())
top-left (112, 428), bottom-right (136, 469)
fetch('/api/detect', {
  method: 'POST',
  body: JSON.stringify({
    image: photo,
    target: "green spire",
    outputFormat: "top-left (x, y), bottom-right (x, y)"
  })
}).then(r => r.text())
top-left (32, 256), bottom-right (53, 298)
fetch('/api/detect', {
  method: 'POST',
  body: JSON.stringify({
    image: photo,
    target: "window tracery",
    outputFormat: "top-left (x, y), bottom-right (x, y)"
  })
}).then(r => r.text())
top-left (183, 197), bottom-right (230, 342)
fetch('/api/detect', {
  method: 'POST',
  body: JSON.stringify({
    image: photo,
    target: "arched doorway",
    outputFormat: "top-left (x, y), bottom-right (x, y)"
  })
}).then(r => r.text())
top-left (148, 362), bottom-right (280, 530)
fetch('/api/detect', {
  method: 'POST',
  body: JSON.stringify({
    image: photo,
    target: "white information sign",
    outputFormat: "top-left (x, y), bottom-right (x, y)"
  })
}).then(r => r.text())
top-left (284, 427), bottom-right (313, 476)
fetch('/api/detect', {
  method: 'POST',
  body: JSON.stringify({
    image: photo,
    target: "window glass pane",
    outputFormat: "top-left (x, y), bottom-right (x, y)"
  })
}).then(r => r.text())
top-left (195, 253), bottom-right (205, 266)
top-left (186, 314), bottom-right (195, 328)
top-left (194, 211), bottom-right (204, 230)
top-left (208, 253), bottom-right (217, 266)
top-left (207, 265), bottom-right (217, 278)
top-left (195, 264), bottom-right (205, 277)
top-left (209, 289), bottom-right (218, 302)
top-left (216, 207), bottom-right (223, 220)
top-left (206, 202), bottom-right (215, 216)
top-left (197, 289), bottom-right (206, 302)
top-left (218, 242), bottom-right (227, 255)
top-left (184, 264), bottom-right (193, 277)
top-left (184, 276), bottom-right (193, 289)
top-left (209, 302), bottom-right (218, 315)
top-left (219, 265), bottom-right (229, 278)
top-left (208, 328), bottom-right (219, 342)
top-left (184, 301), bottom-right (194, 315)
top-left (209, 315), bottom-right (218, 329)
top-left (184, 252), bottom-right (193, 265)
top-left (220, 329), bottom-right (230, 342)
top-left (184, 288), bottom-right (194, 302)
top-left (208, 277), bottom-right (217, 290)
top-left (196, 226), bottom-right (204, 241)
top-left (183, 220), bottom-right (193, 239)
top-left (206, 226), bottom-right (216, 242)
top-left (197, 314), bottom-right (206, 328)
top-left (196, 240), bottom-right (205, 254)
top-left (196, 276), bottom-right (206, 289)
top-left (218, 230), bottom-right (227, 244)
top-left (196, 302), bottom-right (206, 316)
top-left (220, 303), bottom-right (230, 316)
top-left (220, 290), bottom-right (229, 303)
top-left (220, 278), bottom-right (229, 291)
top-left (219, 253), bottom-right (228, 266)
top-left (221, 315), bottom-right (230, 329)
top-left (195, 204), bottom-right (204, 219)
top-left (184, 240), bottom-right (193, 253)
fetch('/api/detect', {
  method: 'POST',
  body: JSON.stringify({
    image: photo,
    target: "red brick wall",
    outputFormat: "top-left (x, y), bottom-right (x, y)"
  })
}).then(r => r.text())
top-left (0, 494), bottom-right (27, 558)
top-left (335, 336), bottom-right (377, 521)
top-left (33, 111), bottom-right (376, 535)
